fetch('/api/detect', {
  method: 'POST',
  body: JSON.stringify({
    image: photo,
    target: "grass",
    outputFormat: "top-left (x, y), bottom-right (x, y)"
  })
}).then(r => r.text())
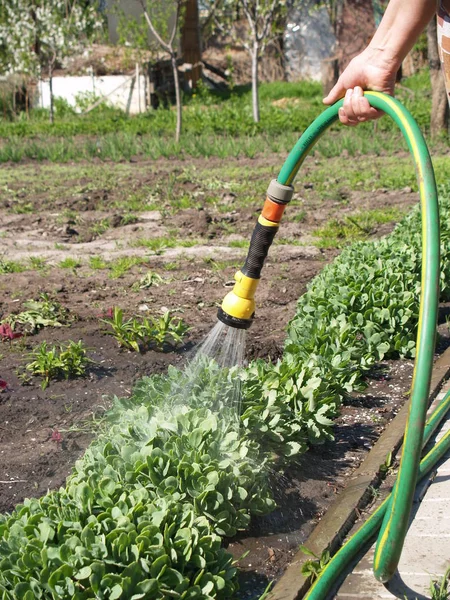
top-left (0, 75), bottom-right (440, 163)
top-left (313, 207), bottom-right (406, 248)
top-left (59, 257), bottom-right (82, 269)
top-left (0, 258), bottom-right (25, 273)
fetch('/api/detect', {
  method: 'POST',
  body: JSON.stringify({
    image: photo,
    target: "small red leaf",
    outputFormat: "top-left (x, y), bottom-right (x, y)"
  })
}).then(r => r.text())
top-left (51, 429), bottom-right (63, 444)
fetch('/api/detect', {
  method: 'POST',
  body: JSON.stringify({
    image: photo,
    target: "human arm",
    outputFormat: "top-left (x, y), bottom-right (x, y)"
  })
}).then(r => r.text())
top-left (323, 0), bottom-right (438, 124)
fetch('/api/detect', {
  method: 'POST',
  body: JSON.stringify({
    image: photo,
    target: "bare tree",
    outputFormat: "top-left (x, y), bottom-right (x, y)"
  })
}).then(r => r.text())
top-left (139, 0), bottom-right (185, 142)
top-left (181, 0), bottom-right (202, 88)
top-left (427, 15), bottom-right (448, 137)
top-left (238, 0), bottom-right (286, 122)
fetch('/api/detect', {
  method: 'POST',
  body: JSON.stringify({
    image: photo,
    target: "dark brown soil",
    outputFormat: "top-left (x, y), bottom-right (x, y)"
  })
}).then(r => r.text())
top-left (0, 154), bottom-right (430, 594)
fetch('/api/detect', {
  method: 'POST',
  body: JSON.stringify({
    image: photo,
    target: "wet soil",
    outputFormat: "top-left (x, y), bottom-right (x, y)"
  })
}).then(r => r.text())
top-left (0, 154), bottom-right (432, 592)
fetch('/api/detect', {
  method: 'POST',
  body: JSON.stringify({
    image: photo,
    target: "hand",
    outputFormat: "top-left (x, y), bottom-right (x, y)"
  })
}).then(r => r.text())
top-left (323, 47), bottom-right (399, 125)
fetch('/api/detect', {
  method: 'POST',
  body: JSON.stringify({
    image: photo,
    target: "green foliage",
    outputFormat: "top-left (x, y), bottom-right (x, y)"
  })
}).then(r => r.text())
top-left (25, 340), bottom-right (91, 389)
top-left (0, 257), bottom-right (24, 273)
top-left (300, 546), bottom-right (331, 582)
top-left (313, 208), bottom-right (405, 248)
top-left (3, 293), bottom-right (69, 333)
top-left (103, 307), bottom-right (190, 352)
top-left (0, 364), bottom-right (274, 598)
top-left (132, 271), bottom-right (164, 290)
top-left (430, 566), bottom-right (450, 600)
top-left (2, 187), bottom-right (450, 598)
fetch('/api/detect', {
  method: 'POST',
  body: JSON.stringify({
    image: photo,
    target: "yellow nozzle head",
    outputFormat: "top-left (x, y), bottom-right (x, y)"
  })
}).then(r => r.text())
top-left (217, 271), bottom-right (259, 329)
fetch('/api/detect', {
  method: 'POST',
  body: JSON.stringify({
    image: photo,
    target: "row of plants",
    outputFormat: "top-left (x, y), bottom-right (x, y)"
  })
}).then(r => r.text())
top-left (1, 189), bottom-right (450, 597)
top-left (0, 296), bottom-right (190, 389)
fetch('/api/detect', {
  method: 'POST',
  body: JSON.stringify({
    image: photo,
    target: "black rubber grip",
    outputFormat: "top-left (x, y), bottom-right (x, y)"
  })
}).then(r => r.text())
top-left (241, 221), bottom-right (278, 279)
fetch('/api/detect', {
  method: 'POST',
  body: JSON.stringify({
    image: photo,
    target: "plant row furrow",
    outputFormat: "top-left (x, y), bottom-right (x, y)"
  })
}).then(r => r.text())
top-left (1, 190), bottom-right (449, 598)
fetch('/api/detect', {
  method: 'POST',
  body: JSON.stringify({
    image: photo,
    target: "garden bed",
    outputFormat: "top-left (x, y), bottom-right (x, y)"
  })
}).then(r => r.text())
top-left (2, 153), bottom-right (443, 598)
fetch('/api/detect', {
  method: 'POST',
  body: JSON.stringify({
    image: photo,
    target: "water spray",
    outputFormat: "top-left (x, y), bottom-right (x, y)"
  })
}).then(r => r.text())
top-left (217, 179), bottom-right (294, 330)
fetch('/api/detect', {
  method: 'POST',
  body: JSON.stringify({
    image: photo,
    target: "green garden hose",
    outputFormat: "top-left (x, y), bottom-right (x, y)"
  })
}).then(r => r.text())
top-left (303, 389), bottom-right (450, 600)
top-left (276, 92), bottom-right (441, 592)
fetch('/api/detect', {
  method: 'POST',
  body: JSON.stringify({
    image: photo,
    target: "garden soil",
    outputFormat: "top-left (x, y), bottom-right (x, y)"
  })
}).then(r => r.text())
top-left (0, 154), bottom-right (441, 594)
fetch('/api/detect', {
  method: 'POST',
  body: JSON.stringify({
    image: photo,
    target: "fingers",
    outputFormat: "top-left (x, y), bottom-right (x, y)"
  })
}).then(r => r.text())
top-left (339, 86), bottom-right (384, 125)
top-left (323, 80), bottom-right (345, 106)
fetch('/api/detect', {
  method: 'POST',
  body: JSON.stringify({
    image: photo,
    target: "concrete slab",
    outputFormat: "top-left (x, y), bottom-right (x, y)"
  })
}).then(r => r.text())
top-left (335, 382), bottom-right (450, 600)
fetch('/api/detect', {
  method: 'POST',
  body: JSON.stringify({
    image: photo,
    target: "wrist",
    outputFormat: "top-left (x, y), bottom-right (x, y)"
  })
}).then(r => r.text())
top-left (364, 43), bottom-right (403, 72)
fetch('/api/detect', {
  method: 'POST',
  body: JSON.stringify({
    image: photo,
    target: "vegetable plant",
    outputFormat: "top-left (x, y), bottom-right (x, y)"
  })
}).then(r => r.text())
top-left (1, 192), bottom-right (450, 598)
top-left (3, 293), bottom-right (69, 333)
top-left (25, 340), bottom-right (91, 389)
top-left (103, 307), bottom-right (190, 352)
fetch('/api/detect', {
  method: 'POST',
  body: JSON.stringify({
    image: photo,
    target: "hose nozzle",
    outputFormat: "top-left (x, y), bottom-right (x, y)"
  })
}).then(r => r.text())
top-left (217, 179), bottom-right (294, 330)
top-left (217, 271), bottom-right (258, 329)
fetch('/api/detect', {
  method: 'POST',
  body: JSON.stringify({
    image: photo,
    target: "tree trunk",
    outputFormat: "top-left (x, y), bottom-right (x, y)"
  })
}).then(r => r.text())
top-left (251, 43), bottom-right (260, 123)
top-left (181, 0), bottom-right (202, 89)
top-left (49, 60), bottom-right (54, 124)
top-left (427, 15), bottom-right (448, 137)
top-left (171, 52), bottom-right (182, 143)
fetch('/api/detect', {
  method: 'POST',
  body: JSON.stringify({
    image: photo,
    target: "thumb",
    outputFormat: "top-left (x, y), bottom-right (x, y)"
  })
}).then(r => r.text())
top-left (323, 80), bottom-right (346, 105)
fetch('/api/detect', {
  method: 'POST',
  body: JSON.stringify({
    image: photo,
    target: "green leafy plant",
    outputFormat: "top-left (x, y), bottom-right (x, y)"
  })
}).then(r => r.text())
top-left (3, 293), bottom-right (69, 333)
top-left (300, 546), bottom-right (331, 582)
top-left (103, 307), bottom-right (189, 352)
top-left (430, 566), bottom-right (450, 599)
top-left (149, 310), bottom-right (191, 349)
top-left (102, 307), bottom-right (144, 352)
top-left (25, 340), bottom-right (91, 389)
top-left (132, 271), bottom-right (164, 290)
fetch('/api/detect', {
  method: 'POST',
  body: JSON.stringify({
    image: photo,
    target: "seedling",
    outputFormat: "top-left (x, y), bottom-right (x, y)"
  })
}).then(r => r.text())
top-left (300, 546), bottom-right (331, 582)
top-left (102, 307), bottom-right (190, 352)
top-left (0, 323), bottom-right (22, 341)
top-left (26, 340), bottom-right (91, 389)
top-left (132, 271), bottom-right (164, 290)
top-left (59, 257), bottom-right (81, 270)
top-left (102, 307), bottom-right (143, 352)
top-left (150, 310), bottom-right (190, 350)
top-left (430, 566), bottom-right (450, 600)
top-left (4, 293), bottom-right (69, 333)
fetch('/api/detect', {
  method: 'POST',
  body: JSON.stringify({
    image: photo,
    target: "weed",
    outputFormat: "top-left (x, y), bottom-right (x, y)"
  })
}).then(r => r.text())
top-left (163, 261), bottom-right (179, 271)
top-left (0, 257), bottom-right (24, 273)
top-left (121, 213), bottom-right (139, 225)
top-left (89, 255), bottom-right (107, 270)
top-left (109, 256), bottom-right (145, 279)
top-left (300, 546), bottom-right (331, 582)
top-left (59, 257), bottom-right (82, 270)
top-left (90, 218), bottom-right (110, 237)
top-left (25, 340), bottom-right (91, 389)
top-left (4, 293), bottom-right (68, 333)
top-left (28, 256), bottom-right (47, 270)
top-left (229, 240), bottom-right (250, 248)
top-left (379, 451), bottom-right (394, 476)
top-left (313, 208), bottom-right (405, 248)
top-left (430, 566), bottom-right (450, 599)
top-left (291, 210), bottom-right (307, 223)
top-left (130, 237), bottom-right (173, 254)
top-left (133, 271), bottom-right (164, 290)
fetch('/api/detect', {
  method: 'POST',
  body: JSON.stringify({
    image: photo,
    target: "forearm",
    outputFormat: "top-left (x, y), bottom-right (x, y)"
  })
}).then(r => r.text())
top-left (368, 0), bottom-right (438, 71)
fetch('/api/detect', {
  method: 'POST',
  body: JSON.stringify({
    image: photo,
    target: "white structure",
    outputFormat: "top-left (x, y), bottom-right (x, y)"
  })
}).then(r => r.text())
top-left (38, 70), bottom-right (148, 114)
